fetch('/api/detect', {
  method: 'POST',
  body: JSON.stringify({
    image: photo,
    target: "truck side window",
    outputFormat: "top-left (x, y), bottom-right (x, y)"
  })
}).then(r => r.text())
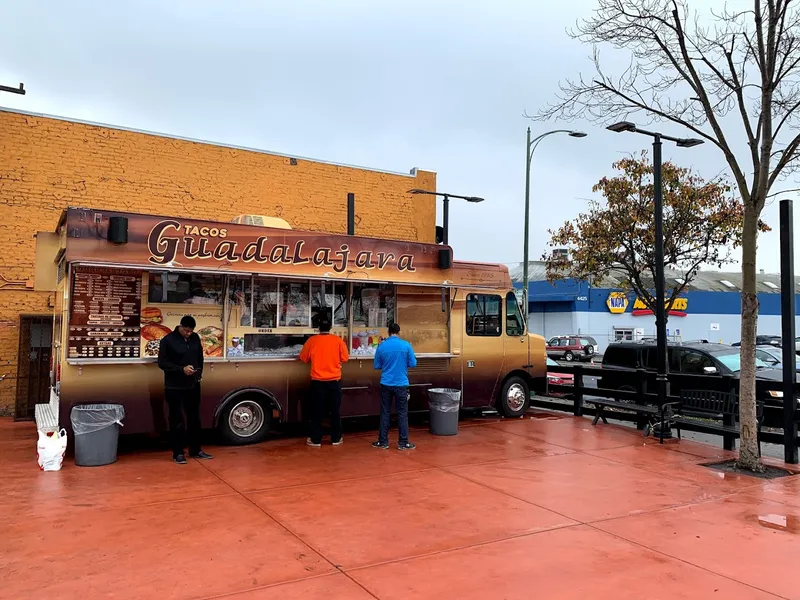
top-left (466, 294), bottom-right (502, 337)
top-left (505, 292), bottom-right (524, 336)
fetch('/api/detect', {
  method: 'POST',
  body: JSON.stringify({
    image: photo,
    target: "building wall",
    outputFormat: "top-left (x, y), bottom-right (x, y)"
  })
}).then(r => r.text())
top-left (573, 312), bottom-right (800, 353)
top-left (526, 282), bottom-right (800, 353)
top-left (0, 109), bottom-right (436, 415)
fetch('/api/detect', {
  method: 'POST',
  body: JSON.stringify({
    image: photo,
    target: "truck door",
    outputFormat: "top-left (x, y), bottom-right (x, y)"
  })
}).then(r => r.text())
top-left (461, 292), bottom-right (505, 407)
top-left (503, 292), bottom-right (528, 372)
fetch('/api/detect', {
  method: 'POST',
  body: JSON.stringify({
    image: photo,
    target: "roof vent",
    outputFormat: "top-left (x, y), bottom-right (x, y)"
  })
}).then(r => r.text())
top-left (230, 215), bottom-right (292, 229)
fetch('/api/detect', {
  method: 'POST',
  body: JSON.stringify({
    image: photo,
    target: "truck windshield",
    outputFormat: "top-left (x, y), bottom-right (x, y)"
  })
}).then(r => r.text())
top-left (714, 351), bottom-right (771, 372)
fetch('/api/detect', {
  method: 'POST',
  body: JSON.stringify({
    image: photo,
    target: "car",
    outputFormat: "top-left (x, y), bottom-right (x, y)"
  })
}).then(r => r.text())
top-left (546, 335), bottom-right (597, 362)
top-left (755, 345), bottom-right (800, 372)
top-left (599, 340), bottom-right (781, 399)
top-left (546, 357), bottom-right (574, 396)
top-left (732, 335), bottom-right (781, 348)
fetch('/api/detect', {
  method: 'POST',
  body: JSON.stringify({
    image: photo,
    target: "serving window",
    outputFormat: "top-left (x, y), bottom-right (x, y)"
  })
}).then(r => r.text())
top-left (350, 283), bottom-right (395, 357)
top-left (224, 277), bottom-right (393, 358)
top-left (225, 276), bottom-right (351, 358)
top-left (148, 273), bottom-right (224, 305)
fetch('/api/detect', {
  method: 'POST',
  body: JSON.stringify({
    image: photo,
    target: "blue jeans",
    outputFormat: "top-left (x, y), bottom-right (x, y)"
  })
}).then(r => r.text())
top-left (379, 385), bottom-right (409, 445)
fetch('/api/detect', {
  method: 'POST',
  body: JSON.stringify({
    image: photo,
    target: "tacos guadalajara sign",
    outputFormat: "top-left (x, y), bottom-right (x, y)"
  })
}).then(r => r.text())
top-left (59, 208), bottom-right (505, 287)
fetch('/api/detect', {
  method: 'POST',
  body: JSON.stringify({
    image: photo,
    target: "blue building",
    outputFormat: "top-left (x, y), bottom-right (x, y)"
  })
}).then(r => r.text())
top-left (513, 262), bottom-right (800, 353)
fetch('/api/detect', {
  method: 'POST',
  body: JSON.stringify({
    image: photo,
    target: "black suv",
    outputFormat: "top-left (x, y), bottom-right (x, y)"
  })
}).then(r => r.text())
top-left (599, 340), bottom-right (781, 398)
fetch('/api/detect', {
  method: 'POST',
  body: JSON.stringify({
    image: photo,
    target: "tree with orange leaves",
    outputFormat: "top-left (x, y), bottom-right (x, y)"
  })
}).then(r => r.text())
top-left (544, 153), bottom-right (768, 319)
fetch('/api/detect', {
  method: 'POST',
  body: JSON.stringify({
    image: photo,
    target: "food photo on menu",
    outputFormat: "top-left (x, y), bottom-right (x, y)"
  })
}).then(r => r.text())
top-left (197, 326), bottom-right (224, 357)
top-left (140, 307), bottom-right (171, 357)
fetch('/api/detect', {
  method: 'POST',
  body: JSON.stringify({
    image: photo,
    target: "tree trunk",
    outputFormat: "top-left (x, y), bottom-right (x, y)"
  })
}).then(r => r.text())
top-left (738, 204), bottom-right (764, 472)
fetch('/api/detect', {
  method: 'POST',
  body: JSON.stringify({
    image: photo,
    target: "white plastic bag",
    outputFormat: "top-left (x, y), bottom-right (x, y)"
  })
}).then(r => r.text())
top-left (37, 428), bottom-right (68, 471)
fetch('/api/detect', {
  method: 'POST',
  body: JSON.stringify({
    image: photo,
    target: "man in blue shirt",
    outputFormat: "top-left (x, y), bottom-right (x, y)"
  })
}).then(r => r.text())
top-left (372, 322), bottom-right (417, 450)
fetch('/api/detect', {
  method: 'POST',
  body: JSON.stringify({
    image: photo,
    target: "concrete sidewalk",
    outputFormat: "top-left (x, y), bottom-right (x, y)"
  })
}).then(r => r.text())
top-left (2, 413), bottom-right (798, 599)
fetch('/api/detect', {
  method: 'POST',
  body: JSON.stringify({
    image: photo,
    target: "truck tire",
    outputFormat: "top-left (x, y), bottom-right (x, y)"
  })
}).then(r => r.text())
top-left (218, 396), bottom-right (271, 445)
top-left (498, 376), bottom-right (530, 418)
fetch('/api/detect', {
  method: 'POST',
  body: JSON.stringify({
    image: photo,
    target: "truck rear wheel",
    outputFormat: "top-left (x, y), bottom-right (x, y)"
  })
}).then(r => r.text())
top-left (218, 397), bottom-right (271, 445)
top-left (498, 376), bottom-right (530, 418)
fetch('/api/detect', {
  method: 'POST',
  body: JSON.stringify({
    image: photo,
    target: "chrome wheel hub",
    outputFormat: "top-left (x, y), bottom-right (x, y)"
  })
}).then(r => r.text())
top-left (507, 383), bottom-right (526, 412)
top-left (229, 400), bottom-right (265, 438)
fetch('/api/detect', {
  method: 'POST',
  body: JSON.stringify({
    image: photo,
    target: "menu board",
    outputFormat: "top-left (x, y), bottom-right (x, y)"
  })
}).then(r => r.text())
top-left (68, 267), bottom-right (143, 359)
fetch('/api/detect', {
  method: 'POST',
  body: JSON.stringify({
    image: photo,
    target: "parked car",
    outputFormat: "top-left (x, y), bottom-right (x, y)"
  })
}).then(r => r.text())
top-left (546, 335), bottom-right (597, 362)
top-left (732, 335), bottom-right (781, 348)
top-left (546, 357), bottom-right (574, 396)
top-left (755, 345), bottom-right (800, 372)
top-left (599, 340), bottom-right (781, 396)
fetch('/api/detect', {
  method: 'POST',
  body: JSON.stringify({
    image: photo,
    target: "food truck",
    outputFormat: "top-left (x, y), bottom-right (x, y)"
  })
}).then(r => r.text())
top-left (35, 207), bottom-right (546, 444)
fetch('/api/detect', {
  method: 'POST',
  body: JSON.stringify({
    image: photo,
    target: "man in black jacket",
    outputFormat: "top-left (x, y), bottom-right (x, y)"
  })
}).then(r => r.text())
top-left (158, 315), bottom-right (213, 464)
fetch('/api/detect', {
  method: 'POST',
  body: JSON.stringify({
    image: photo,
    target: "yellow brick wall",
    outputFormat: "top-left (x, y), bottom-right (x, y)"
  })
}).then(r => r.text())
top-left (0, 109), bottom-right (436, 415)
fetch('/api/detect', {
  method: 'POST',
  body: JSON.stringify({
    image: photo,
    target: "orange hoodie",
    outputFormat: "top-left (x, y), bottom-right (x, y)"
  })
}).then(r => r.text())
top-left (299, 334), bottom-right (350, 381)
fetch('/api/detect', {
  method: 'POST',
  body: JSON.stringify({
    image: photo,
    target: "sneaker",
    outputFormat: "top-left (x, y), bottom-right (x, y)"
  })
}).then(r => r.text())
top-left (332, 438), bottom-right (344, 446)
top-left (190, 451), bottom-right (213, 460)
top-left (174, 454), bottom-right (188, 465)
top-left (306, 438), bottom-right (322, 447)
top-left (397, 442), bottom-right (416, 451)
top-left (372, 440), bottom-right (389, 449)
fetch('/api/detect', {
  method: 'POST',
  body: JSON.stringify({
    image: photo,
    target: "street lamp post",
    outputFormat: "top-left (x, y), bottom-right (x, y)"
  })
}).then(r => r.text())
top-left (0, 82), bottom-right (25, 95)
top-left (606, 121), bottom-right (704, 414)
top-left (523, 128), bottom-right (586, 321)
top-left (408, 189), bottom-right (485, 245)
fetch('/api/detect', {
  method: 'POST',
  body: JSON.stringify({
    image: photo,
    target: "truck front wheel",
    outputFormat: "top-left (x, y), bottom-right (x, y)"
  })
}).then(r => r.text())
top-left (497, 376), bottom-right (530, 418)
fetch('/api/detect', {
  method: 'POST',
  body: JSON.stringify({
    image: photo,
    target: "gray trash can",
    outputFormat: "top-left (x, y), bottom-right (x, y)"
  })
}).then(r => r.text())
top-left (428, 388), bottom-right (461, 436)
top-left (71, 404), bottom-right (125, 467)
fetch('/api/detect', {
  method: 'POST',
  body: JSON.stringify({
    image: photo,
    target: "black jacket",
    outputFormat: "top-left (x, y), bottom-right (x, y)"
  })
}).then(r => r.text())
top-left (158, 329), bottom-right (204, 390)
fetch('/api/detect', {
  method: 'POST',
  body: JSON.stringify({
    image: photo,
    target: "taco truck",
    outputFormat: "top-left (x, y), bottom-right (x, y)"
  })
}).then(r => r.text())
top-left (33, 207), bottom-right (546, 444)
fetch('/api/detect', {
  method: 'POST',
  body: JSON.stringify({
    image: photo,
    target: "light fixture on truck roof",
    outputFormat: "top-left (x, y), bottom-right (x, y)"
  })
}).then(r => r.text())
top-left (230, 215), bottom-right (292, 229)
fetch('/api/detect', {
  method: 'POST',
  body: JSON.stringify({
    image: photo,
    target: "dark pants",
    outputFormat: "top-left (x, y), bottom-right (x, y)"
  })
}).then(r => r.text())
top-left (166, 386), bottom-right (202, 458)
top-left (309, 380), bottom-right (342, 444)
top-left (379, 385), bottom-right (409, 445)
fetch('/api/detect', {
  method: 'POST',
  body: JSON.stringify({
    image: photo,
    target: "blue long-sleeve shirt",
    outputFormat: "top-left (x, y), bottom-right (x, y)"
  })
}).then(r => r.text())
top-left (373, 335), bottom-right (417, 386)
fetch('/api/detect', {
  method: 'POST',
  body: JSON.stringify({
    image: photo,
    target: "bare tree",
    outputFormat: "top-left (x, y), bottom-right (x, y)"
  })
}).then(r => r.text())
top-left (534, 0), bottom-right (800, 471)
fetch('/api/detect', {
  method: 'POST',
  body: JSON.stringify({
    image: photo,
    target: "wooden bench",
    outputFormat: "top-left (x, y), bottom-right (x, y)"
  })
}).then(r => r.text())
top-left (669, 389), bottom-right (764, 453)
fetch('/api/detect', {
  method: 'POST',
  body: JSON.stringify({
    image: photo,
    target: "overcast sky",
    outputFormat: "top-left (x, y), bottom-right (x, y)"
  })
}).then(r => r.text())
top-left (2, 0), bottom-right (798, 274)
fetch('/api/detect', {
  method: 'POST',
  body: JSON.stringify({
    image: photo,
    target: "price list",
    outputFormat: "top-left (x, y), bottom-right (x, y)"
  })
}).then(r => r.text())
top-left (68, 267), bottom-right (143, 359)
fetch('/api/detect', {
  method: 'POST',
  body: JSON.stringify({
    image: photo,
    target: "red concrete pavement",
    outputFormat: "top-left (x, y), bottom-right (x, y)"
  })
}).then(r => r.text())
top-left (1, 412), bottom-right (798, 600)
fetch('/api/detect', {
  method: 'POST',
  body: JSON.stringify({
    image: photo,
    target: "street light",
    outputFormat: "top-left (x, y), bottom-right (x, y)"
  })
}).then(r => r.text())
top-left (408, 189), bottom-right (484, 245)
top-left (0, 82), bottom-right (25, 95)
top-left (606, 121), bottom-right (704, 417)
top-left (522, 128), bottom-right (587, 322)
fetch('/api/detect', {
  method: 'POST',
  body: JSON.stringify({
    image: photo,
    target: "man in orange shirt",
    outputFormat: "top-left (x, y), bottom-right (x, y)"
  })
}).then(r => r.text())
top-left (299, 317), bottom-right (350, 447)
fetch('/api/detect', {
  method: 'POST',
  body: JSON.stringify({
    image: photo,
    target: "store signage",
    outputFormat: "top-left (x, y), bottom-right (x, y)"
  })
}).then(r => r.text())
top-left (606, 292), bottom-right (628, 314)
top-left (146, 219), bottom-right (418, 273)
top-left (632, 297), bottom-right (688, 317)
top-left (62, 208), bottom-right (513, 288)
